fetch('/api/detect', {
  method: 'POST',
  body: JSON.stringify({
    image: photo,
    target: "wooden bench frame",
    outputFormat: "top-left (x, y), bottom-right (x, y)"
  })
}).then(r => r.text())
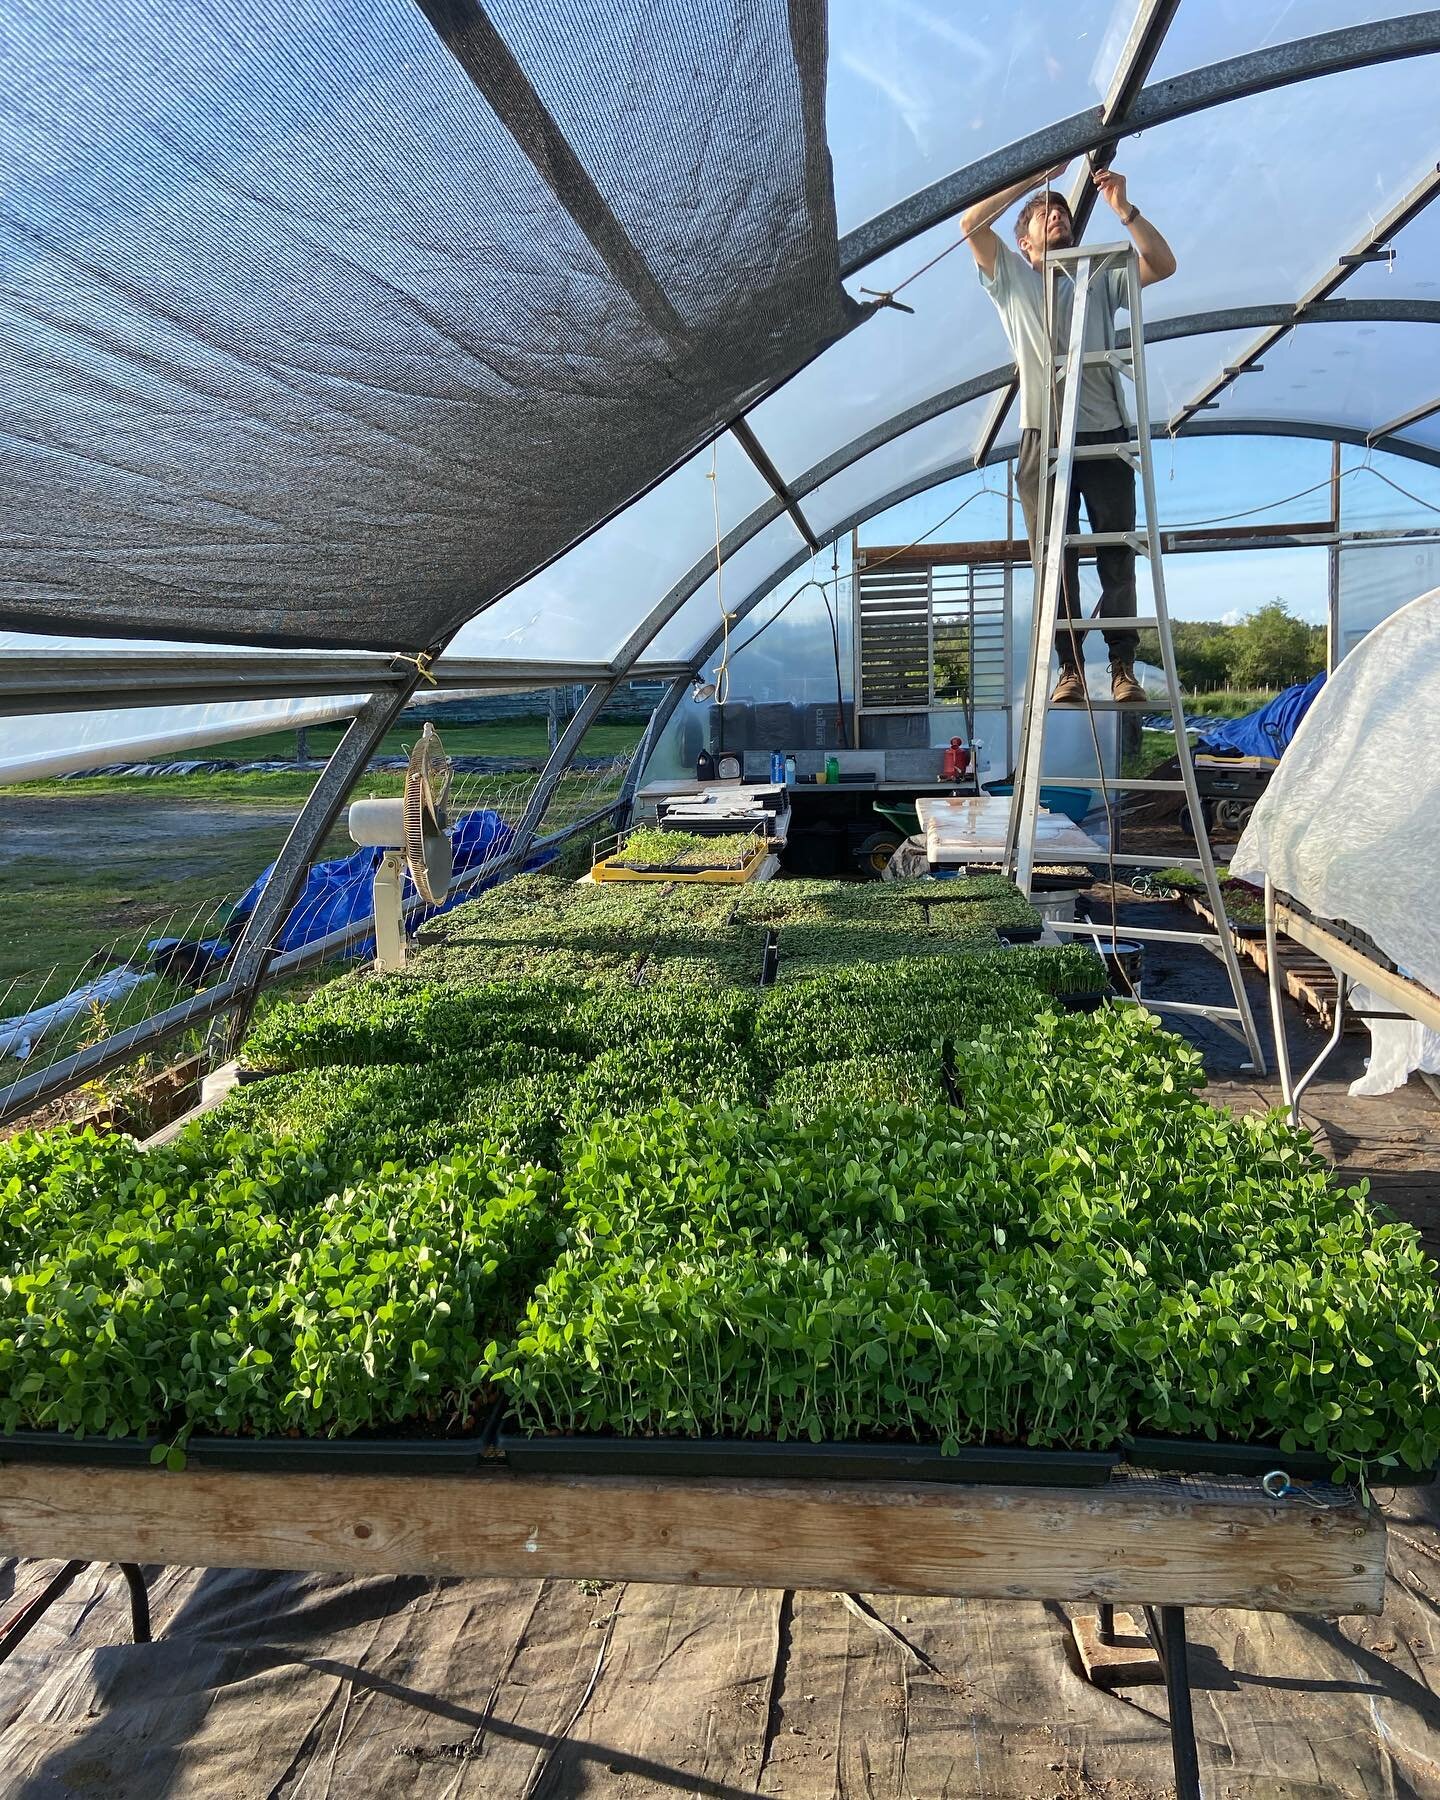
top-left (0, 1460), bottom-right (1386, 1799)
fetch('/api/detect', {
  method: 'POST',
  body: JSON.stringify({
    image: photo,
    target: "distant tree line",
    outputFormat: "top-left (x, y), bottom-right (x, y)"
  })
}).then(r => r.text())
top-left (1135, 602), bottom-right (1325, 692)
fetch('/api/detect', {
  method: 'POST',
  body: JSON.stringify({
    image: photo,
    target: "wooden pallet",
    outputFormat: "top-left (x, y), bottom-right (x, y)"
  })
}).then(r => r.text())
top-left (1177, 893), bottom-right (1360, 1032)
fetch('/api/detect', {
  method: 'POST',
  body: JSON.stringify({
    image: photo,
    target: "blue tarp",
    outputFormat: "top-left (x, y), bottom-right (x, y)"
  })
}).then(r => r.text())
top-left (1196, 674), bottom-right (1326, 760)
top-left (225, 807), bottom-right (538, 956)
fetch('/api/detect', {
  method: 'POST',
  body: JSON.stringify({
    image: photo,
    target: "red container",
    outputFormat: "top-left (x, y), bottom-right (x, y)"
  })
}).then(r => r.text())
top-left (941, 738), bottom-right (970, 780)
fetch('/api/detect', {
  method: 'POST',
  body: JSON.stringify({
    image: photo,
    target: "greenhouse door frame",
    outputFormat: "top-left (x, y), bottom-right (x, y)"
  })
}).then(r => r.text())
top-left (851, 530), bottom-right (1016, 761)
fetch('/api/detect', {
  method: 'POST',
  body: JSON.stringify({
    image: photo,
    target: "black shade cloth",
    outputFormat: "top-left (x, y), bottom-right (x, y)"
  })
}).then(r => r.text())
top-left (1, 0), bottom-right (859, 651)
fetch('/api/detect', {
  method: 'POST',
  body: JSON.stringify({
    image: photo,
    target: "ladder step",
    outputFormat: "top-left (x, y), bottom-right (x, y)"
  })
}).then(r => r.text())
top-left (1046, 698), bottom-right (1152, 710)
top-left (1045, 777), bottom-right (1186, 791)
top-left (1063, 531), bottom-right (1149, 552)
top-left (1047, 920), bottom-right (1225, 946)
top-left (1007, 852), bottom-right (1209, 870)
top-left (1045, 242), bottom-right (1132, 265)
top-left (1119, 855), bottom-right (1206, 870)
top-left (1052, 441), bottom-right (1143, 463)
top-left (1057, 349), bottom-right (1133, 371)
top-left (1055, 616), bottom-right (1159, 631)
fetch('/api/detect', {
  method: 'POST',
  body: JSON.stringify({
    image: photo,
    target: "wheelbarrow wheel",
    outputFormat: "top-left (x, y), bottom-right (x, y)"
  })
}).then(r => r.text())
top-left (855, 829), bottom-right (903, 878)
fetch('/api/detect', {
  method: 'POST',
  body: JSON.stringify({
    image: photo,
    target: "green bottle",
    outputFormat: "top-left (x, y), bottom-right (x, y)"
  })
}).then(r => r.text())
top-left (825, 754), bottom-right (840, 784)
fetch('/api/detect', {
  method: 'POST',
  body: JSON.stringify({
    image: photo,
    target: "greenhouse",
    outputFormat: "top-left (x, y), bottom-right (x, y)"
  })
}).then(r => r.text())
top-left (3, 1), bottom-right (1440, 1794)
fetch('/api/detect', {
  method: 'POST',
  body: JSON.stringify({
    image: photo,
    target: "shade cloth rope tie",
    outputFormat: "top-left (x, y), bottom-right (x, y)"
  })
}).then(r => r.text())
top-left (858, 226), bottom-right (979, 314)
top-left (389, 650), bottom-right (439, 686)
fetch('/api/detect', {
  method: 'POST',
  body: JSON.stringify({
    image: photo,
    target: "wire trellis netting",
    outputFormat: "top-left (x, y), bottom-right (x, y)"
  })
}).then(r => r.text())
top-left (0, 697), bottom-right (648, 1131)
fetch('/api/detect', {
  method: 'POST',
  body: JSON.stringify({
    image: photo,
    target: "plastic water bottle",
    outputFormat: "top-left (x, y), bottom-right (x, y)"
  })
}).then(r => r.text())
top-left (784, 753), bottom-right (797, 785)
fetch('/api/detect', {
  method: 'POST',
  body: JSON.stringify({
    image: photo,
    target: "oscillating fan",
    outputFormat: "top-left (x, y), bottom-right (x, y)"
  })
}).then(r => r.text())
top-left (347, 722), bottom-right (453, 970)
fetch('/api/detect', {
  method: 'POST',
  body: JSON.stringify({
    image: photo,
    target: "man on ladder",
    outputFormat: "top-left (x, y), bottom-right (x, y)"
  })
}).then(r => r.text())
top-left (963, 162), bottom-right (1176, 706)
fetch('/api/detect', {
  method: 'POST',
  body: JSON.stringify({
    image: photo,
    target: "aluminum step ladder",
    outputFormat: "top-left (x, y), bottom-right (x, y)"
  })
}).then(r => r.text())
top-left (1002, 242), bottom-right (1266, 1072)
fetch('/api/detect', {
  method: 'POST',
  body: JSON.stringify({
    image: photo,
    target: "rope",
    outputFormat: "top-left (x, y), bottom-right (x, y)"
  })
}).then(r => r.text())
top-left (706, 444), bottom-right (733, 707)
top-left (1032, 182), bottom-right (1137, 997)
top-left (723, 483), bottom-right (1004, 662)
top-left (824, 539), bottom-right (848, 748)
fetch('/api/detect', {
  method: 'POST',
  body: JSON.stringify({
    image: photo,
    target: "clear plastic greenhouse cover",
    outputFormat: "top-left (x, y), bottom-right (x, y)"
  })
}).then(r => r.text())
top-left (0, 634), bottom-right (372, 781)
top-left (4, 0), bottom-right (1440, 692)
top-left (1231, 586), bottom-right (1440, 1006)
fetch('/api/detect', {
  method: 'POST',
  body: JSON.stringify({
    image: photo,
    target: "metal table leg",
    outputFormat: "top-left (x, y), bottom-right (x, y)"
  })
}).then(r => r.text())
top-left (1144, 1604), bottom-right (1203, 1800)
top-left (1097, 1601), bottom-right (1116, 1646)
top-left (1286, 971), bottom-right (1349, 1129)
top-left (120, 1564), bottom-right (151, 1643)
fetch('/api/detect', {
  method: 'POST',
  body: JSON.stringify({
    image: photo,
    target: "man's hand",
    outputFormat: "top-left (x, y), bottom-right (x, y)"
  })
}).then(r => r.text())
top-left (1092, 166), bottom-right (1177, 285)
top-left (1093, 168), bottom-right (1129, 218)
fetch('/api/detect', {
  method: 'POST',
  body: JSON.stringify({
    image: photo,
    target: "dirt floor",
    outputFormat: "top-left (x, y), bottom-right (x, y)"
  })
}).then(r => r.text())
top-left (1, 888), bottom-right (1438, 1798)
top-left (0, 794), bottom-right (301, 879)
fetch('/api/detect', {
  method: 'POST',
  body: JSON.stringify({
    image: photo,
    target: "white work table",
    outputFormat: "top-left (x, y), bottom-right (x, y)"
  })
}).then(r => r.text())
top-left (916, 795), bottom-right (1104, 866)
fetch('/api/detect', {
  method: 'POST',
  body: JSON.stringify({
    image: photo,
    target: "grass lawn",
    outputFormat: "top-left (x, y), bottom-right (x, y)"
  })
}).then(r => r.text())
top-left (1, 719), bottom-right (645, 805)
top-left (188, 715), bottom-right (646, 763)
top-left (0, 806), bottom-right (301, 1013)
top-left (1122, 729), bottom-right (1177, 779)
top-left (2, 761), bottom-right (623, 1033)
top-left (1122, 688), bottom-right (1277, 778)
top-left (1176, 687), bottom-right (1277, 720)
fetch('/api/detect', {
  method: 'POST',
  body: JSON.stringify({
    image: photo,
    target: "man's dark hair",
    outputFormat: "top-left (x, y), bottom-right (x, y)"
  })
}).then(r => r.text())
top-left (1015, 190), bottom-right (1072, 246)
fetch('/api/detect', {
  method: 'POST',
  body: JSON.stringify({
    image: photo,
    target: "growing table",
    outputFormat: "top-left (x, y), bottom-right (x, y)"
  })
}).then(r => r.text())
top-left (1265, 878), bottom-right (1440, 1125)
top-left (0, 1459), bottom-right (1385, 1799)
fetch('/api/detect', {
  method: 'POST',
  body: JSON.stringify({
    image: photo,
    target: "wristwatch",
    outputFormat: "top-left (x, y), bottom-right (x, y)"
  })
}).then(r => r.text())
top-left (1122, 203), bottom-right (1139, 227)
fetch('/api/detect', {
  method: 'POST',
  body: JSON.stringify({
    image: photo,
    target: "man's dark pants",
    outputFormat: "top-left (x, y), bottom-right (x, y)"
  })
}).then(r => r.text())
top-left (1016, 425), bottom-right (1139, 671)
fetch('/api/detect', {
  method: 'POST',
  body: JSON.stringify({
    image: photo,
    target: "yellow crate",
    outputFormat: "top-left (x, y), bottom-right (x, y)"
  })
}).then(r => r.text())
top-left (590, 842), bottom-right (770, 884)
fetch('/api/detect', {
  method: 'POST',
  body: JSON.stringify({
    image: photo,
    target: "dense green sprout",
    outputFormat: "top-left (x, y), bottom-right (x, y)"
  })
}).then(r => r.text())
top-left (0, 1127), bottom-right (554, 1447)
top-left (3, 870), bottom-right (1437, 1480)
top-left (610, 827), bottom-right (762, 869)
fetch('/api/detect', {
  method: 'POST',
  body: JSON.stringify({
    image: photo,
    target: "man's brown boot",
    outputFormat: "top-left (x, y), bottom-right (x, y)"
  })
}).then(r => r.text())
top-left (1110, 661), bottom-right (1147, 704)
top-left (1050, 666), bottom-right (1086, 705)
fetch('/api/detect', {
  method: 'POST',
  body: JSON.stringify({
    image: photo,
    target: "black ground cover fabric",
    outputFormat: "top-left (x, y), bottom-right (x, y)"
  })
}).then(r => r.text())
top-left (1, 0), bottom-right (858, 650)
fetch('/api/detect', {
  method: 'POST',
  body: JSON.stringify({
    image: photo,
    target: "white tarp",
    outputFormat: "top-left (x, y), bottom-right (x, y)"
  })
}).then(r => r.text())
top-left (1232, 586), bottom-right (1440, 1090)
top-left (0, 969), bottom-right (155, 1062)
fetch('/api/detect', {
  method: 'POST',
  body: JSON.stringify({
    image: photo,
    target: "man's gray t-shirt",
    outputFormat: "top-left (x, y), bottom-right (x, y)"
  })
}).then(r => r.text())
top-left (980, 243), bottom-right (1128, 434)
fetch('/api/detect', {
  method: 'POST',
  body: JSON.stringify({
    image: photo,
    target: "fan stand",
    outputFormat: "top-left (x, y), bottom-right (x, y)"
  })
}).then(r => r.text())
top-left (372, 849), bottom-right (408, 972)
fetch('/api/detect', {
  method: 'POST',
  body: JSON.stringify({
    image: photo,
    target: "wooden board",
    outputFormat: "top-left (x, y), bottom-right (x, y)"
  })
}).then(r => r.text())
top-left (1180, 892), bottom-right (1361, 1031)
top-left (1277, 904), bottom-right (1440, 1035)
top-left (0, 1463), bottom-right (1386, 1616)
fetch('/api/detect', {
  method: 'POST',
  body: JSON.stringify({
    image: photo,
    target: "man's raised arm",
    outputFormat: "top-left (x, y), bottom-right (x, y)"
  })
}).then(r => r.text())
top-left (961, 163), bottom-right (1070, 278)
top-left (1093, 167), bottom-right (1176, 286)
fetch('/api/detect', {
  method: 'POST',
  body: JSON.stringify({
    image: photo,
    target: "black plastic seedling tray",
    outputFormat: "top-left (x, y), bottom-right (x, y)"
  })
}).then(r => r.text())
top-left (0, 1421), bottom-right (500, 1475)
top-left (495, 1430), bottom-right (1118, 1487)
top-left (994, 923), bottom-right (1044, 944)
top-left (1054, 990), bottom-right (1108, 1012)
